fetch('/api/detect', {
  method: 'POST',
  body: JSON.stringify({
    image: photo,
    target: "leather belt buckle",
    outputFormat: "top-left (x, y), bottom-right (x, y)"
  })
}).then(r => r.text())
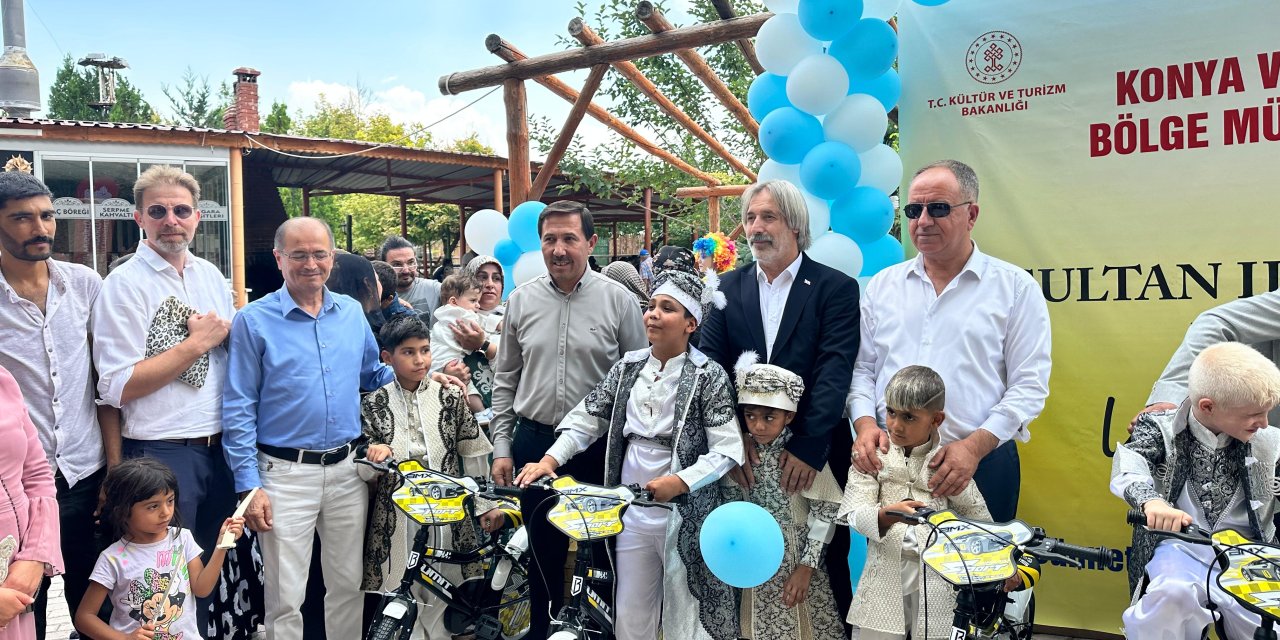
top-left (321, 445), bottom-right (349, 466)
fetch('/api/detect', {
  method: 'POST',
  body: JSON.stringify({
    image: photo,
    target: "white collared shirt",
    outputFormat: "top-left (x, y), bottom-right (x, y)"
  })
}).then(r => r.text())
top-left (92, 242), bottom-right (235, 439)
top-left (847, 243), bottom-right (1052, 444)
top-left (756, 253), bottom-right (804, 360)
top-left (0, 259), bottom-right (104, 486)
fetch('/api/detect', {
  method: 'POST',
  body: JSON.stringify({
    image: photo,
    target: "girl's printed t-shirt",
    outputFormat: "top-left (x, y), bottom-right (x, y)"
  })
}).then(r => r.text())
top-left (89, 527), bottom-right (203, 640)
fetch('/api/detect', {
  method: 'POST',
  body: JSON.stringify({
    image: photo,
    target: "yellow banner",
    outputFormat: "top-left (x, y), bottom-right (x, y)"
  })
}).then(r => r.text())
top-left (899, 0), bottom-right (1280, 633)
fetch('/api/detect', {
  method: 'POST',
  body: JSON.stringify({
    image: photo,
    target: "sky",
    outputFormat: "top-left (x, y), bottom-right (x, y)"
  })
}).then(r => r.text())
top-left (17, 0), bottom-right (704, 158)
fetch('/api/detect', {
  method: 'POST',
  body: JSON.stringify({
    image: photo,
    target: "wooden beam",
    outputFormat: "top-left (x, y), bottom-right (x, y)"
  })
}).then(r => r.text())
top-left (229, 148), bottom-right (246, 307)
top-left (530, 64), bottom-right (608, 202)
top-left (439, 13), bottom-right (770, 95)
top-left (504, 78), bottom-right (532, 205)
top-left (459, 205), bottom-right (468, 255)
top-left (488, 36), bottom-right (719, 186)
top-left (675, 184), bottom-right (749, 198)
top-left (708, 196), bottom-right (721, 233)
top-left (569, 19), bottom-right (757, 180)
top-left (729, 223), bottom-right (743, 240)
top-left (611, 221), bottom-right (619, 256)
top-left (493, 169), bottom-right (504, 212)
top-left (662, 217), bottom-right (668, 246)
top-left (301, 187), bottom-right (311, 217)
top-left (399, 195), bottom-right (408, 238)
top-left (637, 2), bottom-right (757, 137)
top-left (710, 0), bottom-right (766, 74)
top-left (643, 187), bottom-right (652, 251)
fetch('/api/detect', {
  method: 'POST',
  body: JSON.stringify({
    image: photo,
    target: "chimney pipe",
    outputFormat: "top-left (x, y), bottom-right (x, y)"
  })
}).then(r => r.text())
top-left (0, 0), bottom-right (39, 117)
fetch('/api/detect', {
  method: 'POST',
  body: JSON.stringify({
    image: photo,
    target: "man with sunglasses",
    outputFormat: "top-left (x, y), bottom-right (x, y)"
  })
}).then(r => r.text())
top-left (91, 165), bottom-right (237, 629)
top-left (847, 160), bottom-right (1051, 523)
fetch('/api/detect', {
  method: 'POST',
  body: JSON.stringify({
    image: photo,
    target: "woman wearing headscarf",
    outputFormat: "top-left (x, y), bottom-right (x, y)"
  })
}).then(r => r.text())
top-left (604, 260), bottom-right (649, 310)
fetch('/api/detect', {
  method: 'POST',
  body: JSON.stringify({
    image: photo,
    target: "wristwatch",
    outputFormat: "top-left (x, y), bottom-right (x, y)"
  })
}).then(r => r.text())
top-left (479, 339), bottom-right (492, 353)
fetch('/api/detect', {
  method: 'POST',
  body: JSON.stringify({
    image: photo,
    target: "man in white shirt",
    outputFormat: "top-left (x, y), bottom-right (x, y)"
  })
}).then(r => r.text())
top-left (91, 166), bottom-right (237, 625)
top-left (381, 235), bottom-right (442, 325)
top-left (0, 171), bottom-right (108, 639)
top-left (848, 160), bottom-right (1052, 521)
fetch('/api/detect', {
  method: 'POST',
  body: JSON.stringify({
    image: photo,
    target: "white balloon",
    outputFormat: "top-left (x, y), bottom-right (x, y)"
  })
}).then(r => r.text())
top-left (856, 144), bottom-right (905, 195)
top-left (757, 159), bottom-right (802, 187)
top-left (463, 208), bottom-right (509, 256)
top-left (824, 94), bottom-right (889, 153)
top-left (756, 13), bottom-right (823, 76)
top-left (786, 53), bottom-right (849, 116)
top-left (807, 231), bottom-right (864, 276)
top-left (511, 251), bottom-right (548, 286)
top-left (764, 0), bottom-right (799, 13)
top-left (803, 192), bottom-right (831, 238)
top-left (862, 0), bottom-right (903, 20)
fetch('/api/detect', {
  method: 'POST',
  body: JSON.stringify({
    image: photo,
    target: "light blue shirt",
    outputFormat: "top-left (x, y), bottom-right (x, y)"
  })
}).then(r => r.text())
top-left (222, 285), bottom-right (393, 492)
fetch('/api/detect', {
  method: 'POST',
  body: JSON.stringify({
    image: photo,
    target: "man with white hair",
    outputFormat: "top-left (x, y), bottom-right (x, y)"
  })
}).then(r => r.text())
top-left (1113, 341), bottom-right (1280, 639)
top-left (699, 178), bottom-right (860, 628)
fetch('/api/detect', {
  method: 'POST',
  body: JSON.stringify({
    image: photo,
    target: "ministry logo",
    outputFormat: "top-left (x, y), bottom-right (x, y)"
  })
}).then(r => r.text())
top-left (966, 31), bottom-right (1022, 84)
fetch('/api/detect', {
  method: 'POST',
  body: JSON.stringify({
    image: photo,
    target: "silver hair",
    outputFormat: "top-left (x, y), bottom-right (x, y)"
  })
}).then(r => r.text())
top-left (274, 217), bottom-right (335, 251)
top-left (913, 159), bottom-right (980, 203)
top-left (1188, 342), bottom-right (1280, 409)
top-left (739, 179), bottom-right (812, 251)
top-left (884, 365), bottom-right (946, 412)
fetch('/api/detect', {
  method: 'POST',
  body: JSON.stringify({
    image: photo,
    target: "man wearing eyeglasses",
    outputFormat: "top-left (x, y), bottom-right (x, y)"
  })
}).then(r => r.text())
top-left (91, 164), bottom-right (237, 628)
top-left (847, 160), bottom-right (1052, 523)
top-left (380, 235), bottom-right (441, 326)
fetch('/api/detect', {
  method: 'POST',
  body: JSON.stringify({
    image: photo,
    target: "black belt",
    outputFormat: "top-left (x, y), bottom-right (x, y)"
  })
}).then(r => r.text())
top-left (258, 439), bottom-right (361, 466)
top-left (517, 416), bottom-right (557, 437)
top-left (160, 434), bottom-right (222, 447)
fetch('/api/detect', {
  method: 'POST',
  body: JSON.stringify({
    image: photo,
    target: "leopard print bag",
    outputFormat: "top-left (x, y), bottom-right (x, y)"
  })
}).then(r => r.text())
top-left (145, 295), bottom-right (209, 388)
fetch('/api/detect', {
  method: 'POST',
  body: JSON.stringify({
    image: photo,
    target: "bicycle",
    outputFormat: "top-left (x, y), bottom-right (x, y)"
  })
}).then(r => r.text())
top-left (1125, 509), bottom-right (1280, 639)
top-left (519, 475), bottom-right (672, 640)
top-left (356, 457), bottom-right (533, 640)
top-left (888, 507), bottom-right (1113, 639)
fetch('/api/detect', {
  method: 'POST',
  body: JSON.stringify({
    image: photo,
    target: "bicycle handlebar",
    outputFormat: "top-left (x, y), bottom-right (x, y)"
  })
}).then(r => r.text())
top-left (1042, 539), bottom-right (1112, 566)
top-left (1126, 508), bottom-right (1213, 544)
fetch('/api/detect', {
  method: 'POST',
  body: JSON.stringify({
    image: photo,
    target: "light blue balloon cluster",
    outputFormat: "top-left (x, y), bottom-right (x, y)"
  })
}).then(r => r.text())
top-left (462, 200), bottom-right (550, 301)
top-left (749, 0), bottom-right (939, 278)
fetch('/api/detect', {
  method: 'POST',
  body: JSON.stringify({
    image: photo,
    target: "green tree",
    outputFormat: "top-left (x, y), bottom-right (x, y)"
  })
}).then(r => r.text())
top-left (162, 68), bottom-right (228, 127)
top-left (261, 100), bottom-right (292, 134)
top-left (45, 54), bottom-right (155, 122)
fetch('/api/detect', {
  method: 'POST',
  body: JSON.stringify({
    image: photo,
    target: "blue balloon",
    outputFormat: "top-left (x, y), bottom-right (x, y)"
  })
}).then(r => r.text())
top-left (913, 0), bottom-right (950, 5)
top-left (829, 19), bottom-right (898, 81)
top-left (831, 187), bottom-right (894, 244)
top-left (508, 201), bottom-right (546, 253)
top-left (747, 73), bottom-right (791, 122)
top-left (848, 68), bottom-right (902, 111)
top-left (858, 233), bottom-right (905, 276)
top-left (798, 0), bottom-right (863, 42)
top-left (800, 141), bottom-right (861, 201)
top-left (700, 502), bottom-right (784, 588)
top-left (493, 238), bottom-right (523, 267)
top-left (759, 107), bottom-right (825, 165)
top-left (848, 531), bottom-right (868, 591)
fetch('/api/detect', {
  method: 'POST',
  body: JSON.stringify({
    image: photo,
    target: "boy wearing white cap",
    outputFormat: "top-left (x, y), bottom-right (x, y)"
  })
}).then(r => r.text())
top-left (730, 354), bottom-right (846, 640)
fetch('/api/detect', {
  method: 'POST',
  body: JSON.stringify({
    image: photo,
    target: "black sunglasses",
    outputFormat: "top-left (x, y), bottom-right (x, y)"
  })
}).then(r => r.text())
top-left (903, 201), bottom-right (972, 220)
top-left (146, 204), bottom-right (195, 220)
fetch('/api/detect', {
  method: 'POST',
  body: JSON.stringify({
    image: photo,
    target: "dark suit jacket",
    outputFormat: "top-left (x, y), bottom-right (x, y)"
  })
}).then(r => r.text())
top-left (700, 253), bottom-right (860, 471)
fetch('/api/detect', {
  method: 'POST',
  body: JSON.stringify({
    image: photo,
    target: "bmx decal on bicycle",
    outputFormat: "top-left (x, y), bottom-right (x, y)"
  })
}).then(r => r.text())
top-left (923, 512), bottom-right (1036, 586)
top-left (391, 460), bottom-right (472, 525)
top-left (545, 476), bottom-right (630, 541)
top-left (1213, 529), bottom-right (1280, 618)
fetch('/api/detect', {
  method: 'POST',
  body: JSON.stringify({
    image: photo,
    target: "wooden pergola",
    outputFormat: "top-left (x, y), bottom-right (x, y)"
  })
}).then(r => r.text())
top-left (438, 1), bottom-right (771, 246)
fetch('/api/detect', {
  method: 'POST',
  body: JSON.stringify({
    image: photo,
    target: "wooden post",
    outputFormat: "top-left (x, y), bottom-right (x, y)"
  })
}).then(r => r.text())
top-left (612, 222), bottom-right (619, 256)
top-left (301, 187), bottom-right (311, 217)
top-left (708, 196), bottom-right (721, 234)
top-left (458, 205), bottom-right (468, 255)
top-left (643, 187), bottom-right (652, 252)
top-left (504, 79), bottom-right (531, 206)
top-left (399, 195), bottom-right (408, 238)
top-left (439, 13), bottom-right (770, 94)
top-left (529, 63), bottom-right (608, 202)
top-left (637, 2), bottom-right (758, 137)
top-left (488, 36), bottom-right (718, 185)
top-left (661, 217), bottom-right (668, 246)
top-left (229, 148), bottom-right (247, 307)
top-left (710, 0), bottom-right (766, 74)
top-left (493, 169), bottom-right (504, 212)
top-left (570, 19), bottom-right (756, 180)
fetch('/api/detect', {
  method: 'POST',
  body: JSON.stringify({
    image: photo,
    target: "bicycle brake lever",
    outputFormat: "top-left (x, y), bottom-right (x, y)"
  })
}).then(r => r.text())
top-left (885, 510), bottom-right (926, 524)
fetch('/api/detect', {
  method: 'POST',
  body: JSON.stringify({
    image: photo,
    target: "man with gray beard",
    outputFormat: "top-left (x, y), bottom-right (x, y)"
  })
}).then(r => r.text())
top-left (92, 165), bottom-right (237, 630)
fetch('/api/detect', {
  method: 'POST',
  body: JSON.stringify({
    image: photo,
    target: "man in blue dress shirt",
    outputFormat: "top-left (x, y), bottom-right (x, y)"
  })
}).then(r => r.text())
top-left (222, 217), bottom-right (393, 640)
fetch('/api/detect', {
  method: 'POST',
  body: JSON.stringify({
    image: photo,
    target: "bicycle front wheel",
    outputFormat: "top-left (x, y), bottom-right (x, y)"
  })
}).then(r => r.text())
top-left (498, 562), bottom-right (532, 639)
top-left (366, 594), bottom-right (417, 640)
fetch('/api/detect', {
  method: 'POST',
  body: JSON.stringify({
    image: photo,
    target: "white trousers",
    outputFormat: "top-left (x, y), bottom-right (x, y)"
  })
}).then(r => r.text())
top-left (1124, 540), bottom-right (1261, 639)
top-left (258, 452), bottom-right (369, 640)
top-left (614, 527), bottom-right (666, 640)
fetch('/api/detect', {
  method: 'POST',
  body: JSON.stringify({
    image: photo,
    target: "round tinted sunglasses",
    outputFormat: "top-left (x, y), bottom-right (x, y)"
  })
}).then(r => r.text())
top-left (145, 204), bottom-right (196, 220)
top-left (903, 201), bottom-right (972, 220)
